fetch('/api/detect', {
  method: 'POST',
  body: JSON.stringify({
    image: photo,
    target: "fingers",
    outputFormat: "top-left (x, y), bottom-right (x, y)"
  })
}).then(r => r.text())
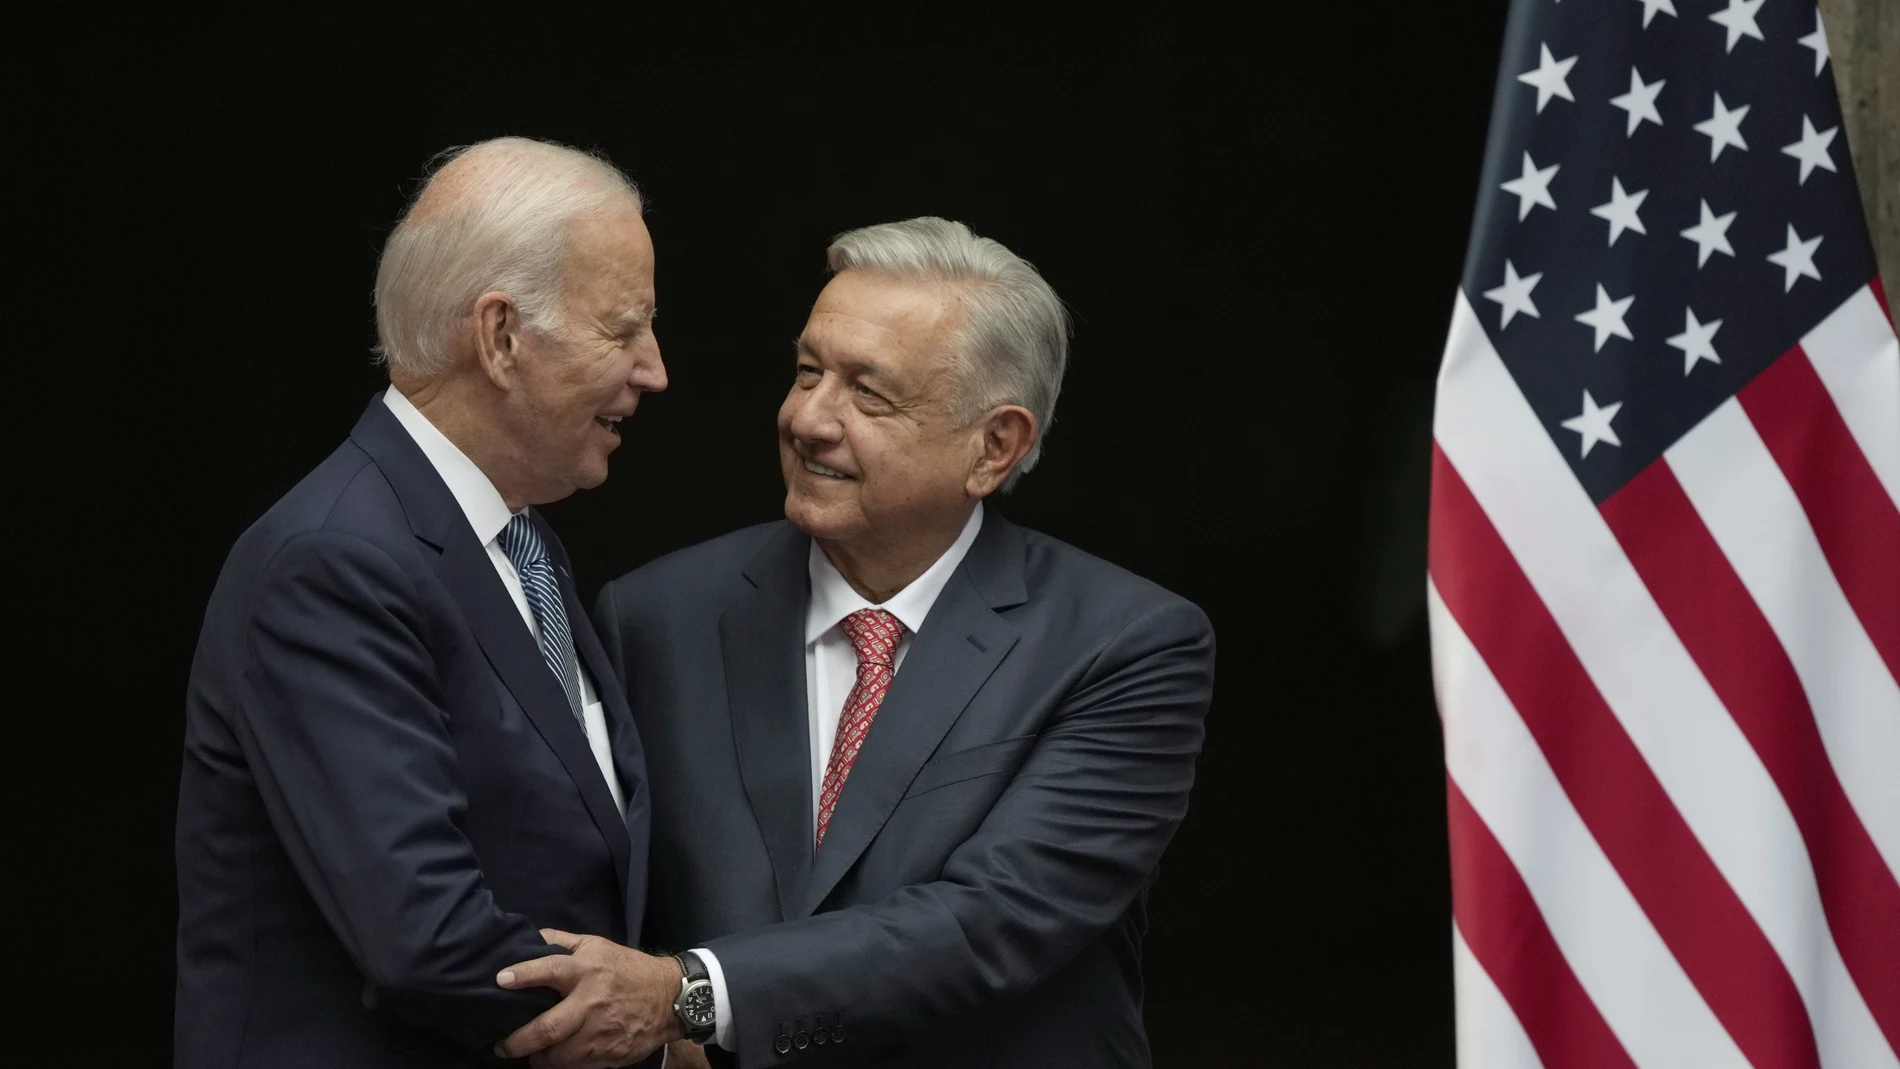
top-left (495, 1000), bottom-right (585, 1060)
top-left (538, 927), bottom-right (584, 949)
top-left (497, 953), bottom-right (583, 994)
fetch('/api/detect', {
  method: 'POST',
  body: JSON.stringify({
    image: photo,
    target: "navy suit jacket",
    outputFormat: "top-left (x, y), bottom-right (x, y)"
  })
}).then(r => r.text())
top-left (596, 513), bottom-right (1215, 1068)
top-left (176, 397), bottom-right (651, 1068)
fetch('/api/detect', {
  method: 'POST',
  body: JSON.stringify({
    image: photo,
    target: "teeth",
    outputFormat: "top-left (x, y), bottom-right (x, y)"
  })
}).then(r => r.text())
top-left (804, 460), bottom-right (848, 478)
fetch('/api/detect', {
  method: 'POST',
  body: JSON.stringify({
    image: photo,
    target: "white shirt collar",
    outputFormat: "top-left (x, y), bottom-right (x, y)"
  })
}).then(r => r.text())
top-left (382, 385), bottom-right (519, 545)
top-left (805, 502), bottom-right (985, 644)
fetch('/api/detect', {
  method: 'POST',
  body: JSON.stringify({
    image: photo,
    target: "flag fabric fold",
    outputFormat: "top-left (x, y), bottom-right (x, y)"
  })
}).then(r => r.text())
top-left (1428, 1), bottom-right (1900, 1066)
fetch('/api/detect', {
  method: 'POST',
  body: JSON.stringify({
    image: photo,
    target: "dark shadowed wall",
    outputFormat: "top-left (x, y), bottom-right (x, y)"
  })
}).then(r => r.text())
top-left (25, 7), bottom-right (1514, 1065)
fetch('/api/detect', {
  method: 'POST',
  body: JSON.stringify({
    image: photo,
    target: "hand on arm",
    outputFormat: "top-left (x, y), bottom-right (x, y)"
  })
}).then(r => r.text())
top-left (495, 929), bottom-right (687, 1068)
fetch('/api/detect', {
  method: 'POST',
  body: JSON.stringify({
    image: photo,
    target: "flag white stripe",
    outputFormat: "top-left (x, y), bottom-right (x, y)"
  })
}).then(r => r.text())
top-left (1436, 290), bottom-right (1876, 1063)
top-left (1799, 286), bottom-right (1900, 510)
top-left (1453, 923), bottom-right (1547, 1069)
top-left (1433, 582), bottom-right (1745, 1069)
top-left (1667, 400), bottom-right (1900, 882)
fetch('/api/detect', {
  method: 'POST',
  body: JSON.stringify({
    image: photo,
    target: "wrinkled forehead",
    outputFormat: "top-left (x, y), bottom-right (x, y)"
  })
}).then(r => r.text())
top-left (806, 271), bottom-right (963, 371)
top-left (563, 207), bottom-right (656, 306)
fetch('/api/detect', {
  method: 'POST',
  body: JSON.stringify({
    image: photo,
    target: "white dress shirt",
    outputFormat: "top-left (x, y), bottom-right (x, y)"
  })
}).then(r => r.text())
top-left (382, 387), bottom-right (627, 815)
top-left (695, 504), bottom-right (986, 1050)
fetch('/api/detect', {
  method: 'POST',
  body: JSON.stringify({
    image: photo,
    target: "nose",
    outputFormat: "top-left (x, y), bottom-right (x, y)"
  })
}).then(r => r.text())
top-left (785, 373), bottom-right (845, 448)
top-left (631, 334), bottom-right (667, 394)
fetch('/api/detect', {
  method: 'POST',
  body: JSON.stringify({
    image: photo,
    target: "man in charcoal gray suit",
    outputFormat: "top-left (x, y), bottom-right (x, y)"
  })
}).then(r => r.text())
top-left (495, 217), bottom-right (1215, 1069)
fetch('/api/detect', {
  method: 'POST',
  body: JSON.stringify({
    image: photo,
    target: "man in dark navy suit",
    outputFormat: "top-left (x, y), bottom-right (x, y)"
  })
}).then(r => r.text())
top-left (175, 137), bottom-right (671, 1068)
top-left (496, 218), bottom-right (1215, 1069)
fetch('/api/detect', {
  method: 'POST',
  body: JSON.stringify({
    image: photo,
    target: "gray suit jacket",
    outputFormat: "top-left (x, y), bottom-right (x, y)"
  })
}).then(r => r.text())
top-left (594, 512), bottom-right (1214, 1068)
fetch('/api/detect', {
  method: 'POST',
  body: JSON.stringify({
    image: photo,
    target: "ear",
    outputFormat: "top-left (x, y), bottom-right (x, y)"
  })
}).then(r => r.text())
top-left (966, 405), bottom-right (1037, 498)
top-left (471, 290), bottom-right (526, 391)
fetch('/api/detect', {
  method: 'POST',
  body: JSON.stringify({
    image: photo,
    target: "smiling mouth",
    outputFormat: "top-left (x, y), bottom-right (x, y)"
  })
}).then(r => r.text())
top-left (803, 459), bottom-right (851, 479)
top-left (595, 416), bottom-right (623, 437)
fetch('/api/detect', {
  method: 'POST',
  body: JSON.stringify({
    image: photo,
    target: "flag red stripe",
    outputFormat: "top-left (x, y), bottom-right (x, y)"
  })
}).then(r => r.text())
top-left (1740, 347), bottom-right (1900, 684)
top-left (1872, 275), bottom-right (1890, 321)
top-left (1447, 774), bottom-right (1639, 1069)
top-left (1603, 461), bottom-right (1900, 1054)
top-left (1430, 444), bottom-right (1822, 1069)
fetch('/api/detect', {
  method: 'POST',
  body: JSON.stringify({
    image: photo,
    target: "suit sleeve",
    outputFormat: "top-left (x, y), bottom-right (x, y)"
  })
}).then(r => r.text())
top-left (703, 597), bottom-right (1215, 1066)
top-left (232, 530), bottom-right (563, 1057)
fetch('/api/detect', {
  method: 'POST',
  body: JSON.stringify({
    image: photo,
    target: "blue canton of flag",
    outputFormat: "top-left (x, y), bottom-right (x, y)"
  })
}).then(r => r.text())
top-left (1429, 2), bottom-right (1900, 1069)
top-left (1465, 0), bottom-right (1876, 501)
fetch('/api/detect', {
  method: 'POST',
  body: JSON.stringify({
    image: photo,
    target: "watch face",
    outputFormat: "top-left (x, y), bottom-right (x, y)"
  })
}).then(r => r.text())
top-left (682, 982), bottom-right (716, 1027)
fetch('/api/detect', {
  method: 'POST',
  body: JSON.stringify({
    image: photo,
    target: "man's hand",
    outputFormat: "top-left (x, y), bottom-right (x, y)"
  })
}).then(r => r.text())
top-left (666, 1040), bottom-right (714, 1069)
top-left (494, 929), bottom-right (686, 1068)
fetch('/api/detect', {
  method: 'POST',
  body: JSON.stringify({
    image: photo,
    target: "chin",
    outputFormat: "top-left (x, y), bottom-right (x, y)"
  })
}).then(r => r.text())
top-left (783, 491), bottom-right (860, 541)
top-left (571, 461), bottom-right (610, 492)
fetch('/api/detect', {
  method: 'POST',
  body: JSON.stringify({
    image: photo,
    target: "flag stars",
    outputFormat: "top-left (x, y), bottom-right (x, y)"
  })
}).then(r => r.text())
top-left (1562, 390), bottom-right (1624, 458)
top-left (1694, 94), bottom-right (1750, 160)
top-left (1634, 0), bottom-right (1677, 28)
top-left (1781, 116), bottom-right (1840, 184)
top-left (1575, 285), bottom-right (1636, 351)
top-left (1502, 152), bottom-right (1560, 221)
top-left (1610, 67), bottom-right (1666, 137)
top-left (1517, 43), bottom-right (1578, 113)
top-left (1665, 307), bottom-right (1723, 375)
top-left (1591, 178), bottom-right (1649, 245)
top-left (1709, 0), bottom-right (1767, 52)
top-left (1484, 260), bottom-right (1543, 328)
top-left (1798, 12), bottom-right (1830, 76)
top-left (1767, 225), bottom-right (1824, 291)
top-left (1680, 199), bottom-right (1738, 266)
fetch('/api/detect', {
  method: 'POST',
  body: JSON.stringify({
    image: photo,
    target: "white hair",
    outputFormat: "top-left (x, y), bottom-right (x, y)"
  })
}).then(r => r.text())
top-left (374, 137), bottom-right (642, 378)
top-left (826, 216), bottom-right (1071, 490)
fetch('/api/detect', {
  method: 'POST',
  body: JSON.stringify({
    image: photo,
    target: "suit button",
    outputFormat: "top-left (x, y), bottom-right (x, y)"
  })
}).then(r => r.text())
top-left (793, 1029), bottom-right (810, 1050)
top-left (812, 1020), bottom-right (830, 1047)
top-left (831, 1023), bottom-right (845, 1044)
top-left (775, 1033), bottom-right (792, 1055)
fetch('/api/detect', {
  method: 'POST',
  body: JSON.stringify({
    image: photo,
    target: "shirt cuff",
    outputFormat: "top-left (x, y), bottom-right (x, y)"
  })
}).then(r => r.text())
top-left (693, 947), bottom-right (734, 1050)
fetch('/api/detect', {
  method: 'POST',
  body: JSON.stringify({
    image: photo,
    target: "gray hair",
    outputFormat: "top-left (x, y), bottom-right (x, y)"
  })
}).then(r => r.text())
top-left (827, 217), bottom-right (1071, 490)
top-left (374, 137), bottom-right (642, 378)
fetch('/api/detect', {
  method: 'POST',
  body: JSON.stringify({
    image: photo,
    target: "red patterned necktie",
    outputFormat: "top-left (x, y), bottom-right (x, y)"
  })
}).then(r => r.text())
top-left (815, 608), bottom-right (907, 848)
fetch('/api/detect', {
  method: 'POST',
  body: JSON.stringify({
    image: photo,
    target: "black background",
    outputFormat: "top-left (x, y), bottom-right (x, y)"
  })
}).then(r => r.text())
top-left (32, 7), bottom-right (1507, 1066)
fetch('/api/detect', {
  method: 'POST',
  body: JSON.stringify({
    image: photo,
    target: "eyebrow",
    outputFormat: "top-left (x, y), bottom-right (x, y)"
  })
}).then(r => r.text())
top-left (610, 308), bottom-right (654, 332)
top-left (793, 338), bottom-right (888, 381)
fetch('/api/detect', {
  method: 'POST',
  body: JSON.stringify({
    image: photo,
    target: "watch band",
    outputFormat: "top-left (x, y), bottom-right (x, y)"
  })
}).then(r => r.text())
top-left (673, 950), bottom-right (716, 1044)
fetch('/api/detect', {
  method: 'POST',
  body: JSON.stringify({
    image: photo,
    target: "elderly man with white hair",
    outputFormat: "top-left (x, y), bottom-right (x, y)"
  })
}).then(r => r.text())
top-left (176, 137), bottom-right (667, 1068)
top-left (496, 218), bottom-right (1217, 1069)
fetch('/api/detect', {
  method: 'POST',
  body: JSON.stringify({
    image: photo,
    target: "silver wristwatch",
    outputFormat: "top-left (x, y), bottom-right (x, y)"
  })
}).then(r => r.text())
top-left (673, 950), bottom-right (716, 1044)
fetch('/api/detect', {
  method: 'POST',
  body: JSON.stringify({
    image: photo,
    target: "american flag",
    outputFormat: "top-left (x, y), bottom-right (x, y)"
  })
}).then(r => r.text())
top-left (1427, 0), bottom-right (1900, 1066)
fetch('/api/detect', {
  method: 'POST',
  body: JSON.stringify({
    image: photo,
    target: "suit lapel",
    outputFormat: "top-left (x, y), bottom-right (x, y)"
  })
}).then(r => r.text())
top-left (720, 525), bottom-right (815, 922)
top-left (350, 398), bottom-right (632, 900)
top-left (544, 521), bottom-right (649, 936)
top-left (798, 515), bottom-right (1027, 917)
top-left (539, 516), bottom-right (643, 807)
top-left (564, 566), bottom-right (644, 807)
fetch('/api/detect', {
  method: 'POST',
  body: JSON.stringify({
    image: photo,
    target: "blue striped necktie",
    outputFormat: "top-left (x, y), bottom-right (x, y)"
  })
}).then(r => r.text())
top-left (496, 514), bottom-right (586, 731)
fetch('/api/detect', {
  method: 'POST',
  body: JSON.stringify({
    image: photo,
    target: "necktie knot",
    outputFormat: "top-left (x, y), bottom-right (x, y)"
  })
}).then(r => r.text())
top-left (496, 514), bottom-right (548, 575)
top-left (840, 609), bottom-right (905, 669)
